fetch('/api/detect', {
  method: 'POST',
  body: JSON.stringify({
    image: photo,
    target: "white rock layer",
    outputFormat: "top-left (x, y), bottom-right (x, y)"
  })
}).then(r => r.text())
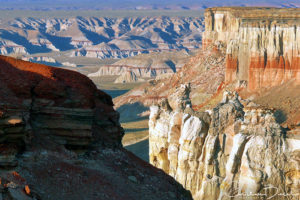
top-left (149, 90), bottom-right (300, 200)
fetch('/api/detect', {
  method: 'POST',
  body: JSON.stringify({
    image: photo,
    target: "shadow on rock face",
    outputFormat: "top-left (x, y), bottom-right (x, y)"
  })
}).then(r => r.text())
top-left (125, 139), bottom-right (149, 162)
top-left (274, 109), bottom-right (287, 124)
top-left (0, 30), bottom-right (52, 54)
top-left (117, 102), bottom-right (149, 123)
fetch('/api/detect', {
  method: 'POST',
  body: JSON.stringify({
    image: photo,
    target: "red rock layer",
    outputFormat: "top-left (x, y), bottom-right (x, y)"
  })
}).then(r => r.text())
top-left (247, 55), bottom-right (300, 90)
top-left (203, 7), bottom-right (300, 91)
top-left (0, 55), bottom-right (122, 148)
top-left (202, 39), bottom-right (213, 49)
top-left (0, 55), bottom-right (113, 109)
top-left (225, 55), bottom-right (238, 83)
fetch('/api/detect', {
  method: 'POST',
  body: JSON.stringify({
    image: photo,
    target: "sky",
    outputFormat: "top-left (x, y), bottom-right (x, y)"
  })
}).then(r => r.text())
top-left (0, 0), bottom-right (299, 10)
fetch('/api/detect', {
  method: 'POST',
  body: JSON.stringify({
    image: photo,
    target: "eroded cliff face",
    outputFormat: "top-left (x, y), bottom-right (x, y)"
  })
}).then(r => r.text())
top-left (0, 16), bottom-right (203, 59)
top-left (0, 56), bottom-right (192, 200)
top-left (203, 7), bottom-right (300, 90)
top-left (149, 85), bottom-right (300, 199)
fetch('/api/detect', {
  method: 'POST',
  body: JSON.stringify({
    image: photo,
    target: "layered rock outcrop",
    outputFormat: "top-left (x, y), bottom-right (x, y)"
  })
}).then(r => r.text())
top-left (88, 50), bottom-right (190, 79)
top-left (88, 64), bottom-right (169, 78)
top-left (203, 7), bottom-right (300, 90)
top-left (149, 85), bottom-right (300, 199)
top-left (114, 71), bottom-right (145, 83)
top-left (0, 55), bottom-right (192, 200)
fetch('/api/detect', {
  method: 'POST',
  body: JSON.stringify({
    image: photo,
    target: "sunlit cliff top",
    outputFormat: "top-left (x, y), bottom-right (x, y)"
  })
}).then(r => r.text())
top-left (205, 7), bottom-right (300, 20)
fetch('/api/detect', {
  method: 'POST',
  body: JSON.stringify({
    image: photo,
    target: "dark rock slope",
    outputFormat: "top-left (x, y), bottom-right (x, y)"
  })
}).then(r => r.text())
top-left (0, 55), bottom-right (192, 200)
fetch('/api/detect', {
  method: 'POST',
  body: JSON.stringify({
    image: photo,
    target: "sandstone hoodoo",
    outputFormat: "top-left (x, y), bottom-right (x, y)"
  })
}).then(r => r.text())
top-left (0, 55), bottom-right (192, 200)
top-left (203, 7), bottom-right (300, 90)
top-left (149, 85), bottom-right (300, 199)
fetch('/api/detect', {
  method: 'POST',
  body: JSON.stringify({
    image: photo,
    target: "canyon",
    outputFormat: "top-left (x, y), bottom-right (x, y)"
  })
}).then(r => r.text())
top-left (0, 6), bottom-right (299, 200)
top-left (136, 7), bottom-right (300, 200)
top-left (0, 16), bottom-right (203, 59)
top-left (0, 14), bottom-right (204, 80)
top-left (0, 56), bottom-right (192, 200)
top-left (115, 7), bottom-right (300, 123)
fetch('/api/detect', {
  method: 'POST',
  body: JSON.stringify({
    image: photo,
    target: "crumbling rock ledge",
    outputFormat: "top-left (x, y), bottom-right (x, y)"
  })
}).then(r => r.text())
top-left (149, 84), bottom-right (300, 199)
top-left (0, 56), bottom-right (192, 200)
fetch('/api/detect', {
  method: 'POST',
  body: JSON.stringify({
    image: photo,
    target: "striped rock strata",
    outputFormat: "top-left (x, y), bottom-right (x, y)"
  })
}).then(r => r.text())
top-left (0, 56), bottom-right (192, 200)
top-left (203, 7), bottom-right (300, 90)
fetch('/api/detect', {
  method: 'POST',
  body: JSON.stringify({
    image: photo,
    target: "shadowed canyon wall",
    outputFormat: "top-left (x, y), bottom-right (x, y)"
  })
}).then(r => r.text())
top-left (0, 56), bottom-right (192, 200)
top-left (203, 7), bottom-right (300, 90)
